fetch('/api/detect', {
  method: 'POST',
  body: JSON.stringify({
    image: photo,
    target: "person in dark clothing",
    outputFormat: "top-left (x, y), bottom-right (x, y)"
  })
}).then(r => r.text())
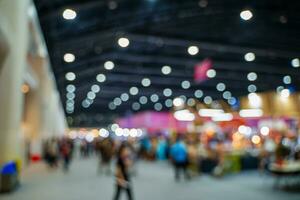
top-left (113, 143), bottom-right (134, 200)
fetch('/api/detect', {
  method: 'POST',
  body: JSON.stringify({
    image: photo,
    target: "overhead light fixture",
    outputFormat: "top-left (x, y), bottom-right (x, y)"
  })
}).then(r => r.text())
top-left (206, 69), bottom-right (216, 78)
top-left (161, 65), bottom-right (172, 75)
top-left (280, 88), bottom-right (290, 98)
top-left (65, 72), bottom-right (76, 81)
top-left (64, 53), bottom-right (75, 63)
top-left (204, 96), bottom-right (212, 104)
top-left (154, 103), bottom-right (163, 111)
top-left (239, 109), bottom-right (263, 118)
top-left (187, 46), bottom-right (199, 55)
top-left (173, 97), bottom-right (184, 107)
top-left (283, 75), bottom-right (291, 84)
top-left (141, 78), bottom-right (151, 87)
top-left (104, 61), bottom-right (115, 70)
top-left (139, 96), bottom-right (148, 104)
top-left (244, 52), bottom-right (255, 62)
top-left (150, 94), bottom-right (159, 102)
top-left (181, 80), bottom-right (191, 89)
top-left (132, 102), bottom-right (140, 111)
top-left (247, 72), bottom-right (257, 81)
top-left (63, 9), bottom-right (77, 20)
top-left (194, 90), bottom-right (203, 98)
top-left (121, 93), bottom-right (129, 101)
top-left (291, 58), bottom-right (299, 68)
top-left (96, 74), bottom-right (106, 82)
top-left (118, 37), bottom-right (130, 48)
top-left (163, 88), bottom-right (172, 97)
top-left (66, 84), bottom-right (76, 93)
top-left (174, 109), bottom-right (195, 121)
top-left (216, 83), bottom-right (226, 92)
top-left (129, 87), bottom-right (139, 95)
top-left (240, 10), bottom-right (253, 21)
top-left (199, 109), bottom-right (224, 117)
top-left (91, 85), bottom-right (100, 93)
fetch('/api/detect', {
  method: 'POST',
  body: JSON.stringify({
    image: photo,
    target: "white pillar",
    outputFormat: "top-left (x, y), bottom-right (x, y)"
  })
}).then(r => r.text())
top-left (0, 0), bottom-right (30, 165)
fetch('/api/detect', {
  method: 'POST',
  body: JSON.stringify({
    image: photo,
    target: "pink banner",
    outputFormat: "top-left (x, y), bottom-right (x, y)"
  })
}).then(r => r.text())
top-left (194, 59), bottom-right (213, 83)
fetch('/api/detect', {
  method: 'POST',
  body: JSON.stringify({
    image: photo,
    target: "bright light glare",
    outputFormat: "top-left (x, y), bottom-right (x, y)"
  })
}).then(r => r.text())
top-left (280, 89), bottom-right (290, 98)
top-left (187, 46), bottom-right (199, 55)
top-left (173, 97), bottom-right (184, 107)
top-left (212, 113), bottom-right (233, 122)
top-left (64, 53), bottom-right (75, 63)
top-left (199, 109), bottom-right (224, 117)
top-left (248, 93), bottom-right (262, 108)
top-left (239, 109), bottom-right (263, 118)
top-left (244, 52), bottom-right (255, 62)
top-left (291, 58), bottom-right (299, 68)
top-left (162, 65), bottom-right (172, 75)
top-left (240, 10), bottom-right (253, 21)
top-left (65, 72), bottom-right (76, 81)
top-left (260, 126), bottom-right (270, 136)
top-left (251, 135), bottom-right (261, 144)
top-left (104, 61), bottom-right (115, 70)
top-left (63, 9), bottom-right (77, 20)
top-left (174, 110), bottom-right (195, 121)
top-left (118, 37), bottom-right (130, 48)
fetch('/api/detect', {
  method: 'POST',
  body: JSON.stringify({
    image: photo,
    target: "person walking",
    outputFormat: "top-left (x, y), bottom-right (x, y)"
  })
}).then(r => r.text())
top-left (113, 143), bottom-right (134, 200)
top-left (170, 137), bottom-right (190, 181)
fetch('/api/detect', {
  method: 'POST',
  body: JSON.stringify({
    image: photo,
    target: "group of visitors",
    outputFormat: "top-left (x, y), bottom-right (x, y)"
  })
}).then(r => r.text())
top-left (43, 137), bottom-right (74, 172)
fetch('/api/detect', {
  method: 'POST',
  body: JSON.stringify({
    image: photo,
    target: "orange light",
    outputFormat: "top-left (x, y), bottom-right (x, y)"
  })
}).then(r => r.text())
top-left (21, 84), bottom-right (30, 93)
top-left (251, 135), bottom-right (261, 145)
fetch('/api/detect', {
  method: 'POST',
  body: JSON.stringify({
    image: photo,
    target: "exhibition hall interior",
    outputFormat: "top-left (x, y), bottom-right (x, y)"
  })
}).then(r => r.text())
top-left (0, 0), bottom-right (300, 199)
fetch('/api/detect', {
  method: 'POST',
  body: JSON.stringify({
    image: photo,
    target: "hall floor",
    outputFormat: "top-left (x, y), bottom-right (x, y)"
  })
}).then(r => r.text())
top-left (1, 157), bottom-right (299, 200)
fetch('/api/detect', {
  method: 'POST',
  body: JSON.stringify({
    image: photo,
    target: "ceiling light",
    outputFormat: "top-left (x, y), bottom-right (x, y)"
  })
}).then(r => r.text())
top-left (163, 88), bottom-right (172, 97)
top-left (206, 69), bottom-right (216, 78)
top-left (247, 72), bottom-right (257, 81)
top-left (129, 87), bottom-right (139, 95)
top-left (87, 91), bottom-right (96, 100)
top-left (150, 94), bottom-right (159, 102)
top-left (63, 9), bottom-right (77, 20)
top-left (118, 37), bottom-right (130, 48)
top-left (161, 65), bottom-right (172, 75)
top-left (82, 100), bottom-right (91, 108)
top-left (216, 83), bottom-right (226, 91)
top-left (132, 102), bottom-right (141, 111)
top-left (228, 97), bottom-right (237, 105)
top-left (66, 84), bottom-right (76, 93)
top-left (91, 85), bottom-right (100, 93)
top-left (204, 96), bottom-right (212, 104)
top-left (280, 89), bottom-right (290, 98)
top-left (108, 102), bottom-right (116, 110)
top-left (181, 80), bottom-right (191, 89)
top-left (223, 91), bottom-right (232, 99)
top-left (139, 96), bottom-right (148, 104)
top-left (283, 75), bottom-right (291, 84)
top-left (248, 84), bottom-right (257, 93)
top-left (276, 86), bottom-right (284, 93)
top-left (240, 10), bottom-right (253, 21)
top-left (114, 97), bottom-right (122, 106)
top-left (104, 61), bottom-right (115, 70)
top-left (154, 103), bottom-right (163, 111)
top-left (173, 97), bottom-right (184, 107)
top-left (291, 58), bottom-right (299, 68)
top-left (194, 90), bottom-right (203, 98)
top-left (187, 46), bottom-right (199, 55)
top-left (64, 53), bottom-right (75, 63)
top-left (165, 99), bottom-right (173, 107)
top-left (141, 78), bottom-right (151, 87)
top-left (96, 74), bottom-right (106, 82)
top-left (66, 92), bottom-right (75, 100)
top-left (187, 98), bottom-right (196, 107)
top-left (121, 93), bottom-right (129, 101)
top-left (244, 52), bottom-right (255, 62)
top-left (65, 72), bottom-right (76, 81)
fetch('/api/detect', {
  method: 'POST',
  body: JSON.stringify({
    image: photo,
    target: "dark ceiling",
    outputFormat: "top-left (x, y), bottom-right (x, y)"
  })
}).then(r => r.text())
top-left (34, 0), bottom-right (300, 127)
